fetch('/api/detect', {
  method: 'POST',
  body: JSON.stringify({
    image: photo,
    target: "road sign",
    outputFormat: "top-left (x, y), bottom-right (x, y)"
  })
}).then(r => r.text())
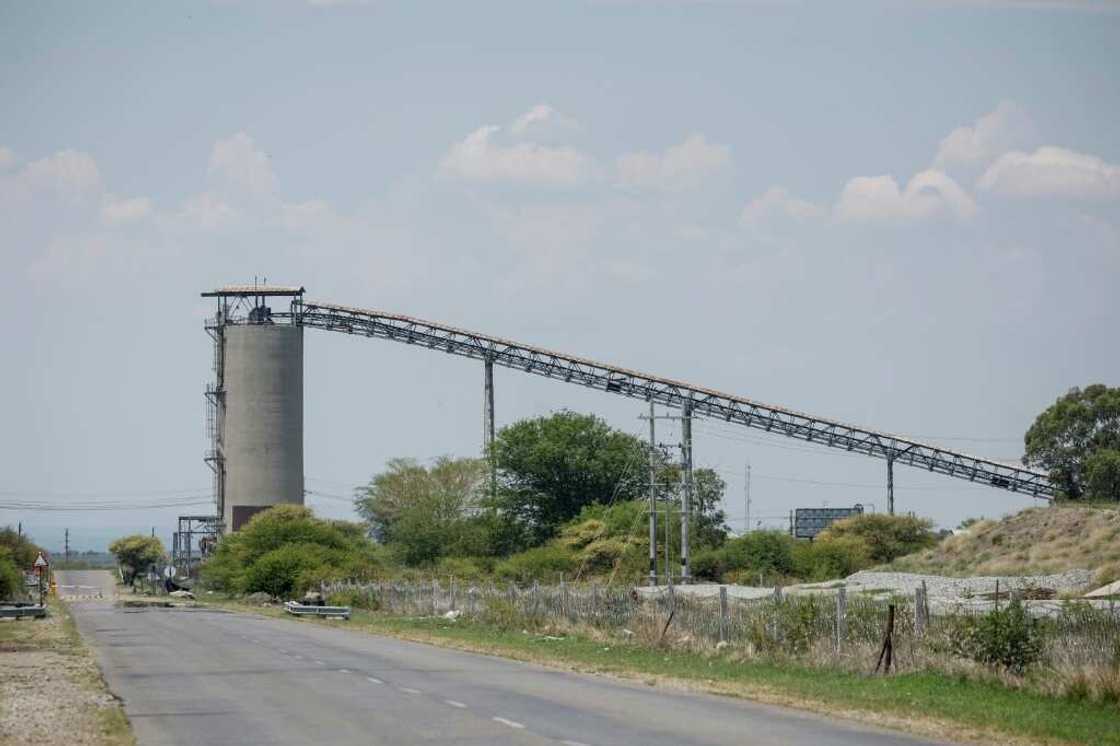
top-left (33, 552), bottom-right (48, 568)
top-left (794, 505), bottom-right (864, 539)
top-left (163, 565), bottom-right (177, 580)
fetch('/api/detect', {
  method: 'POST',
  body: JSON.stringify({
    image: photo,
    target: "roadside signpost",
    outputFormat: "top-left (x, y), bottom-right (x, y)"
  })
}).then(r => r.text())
top-left (33, 552), bottom-right (49, 606)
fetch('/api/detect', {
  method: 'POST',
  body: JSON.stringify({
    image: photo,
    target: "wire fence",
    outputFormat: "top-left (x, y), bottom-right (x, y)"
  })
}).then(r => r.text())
top-left (322, 579), bottom-right (1120, 670)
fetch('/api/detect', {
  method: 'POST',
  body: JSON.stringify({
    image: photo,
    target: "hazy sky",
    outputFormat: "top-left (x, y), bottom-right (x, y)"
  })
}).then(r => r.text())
top-left (2, 1), bottom-right (1117, 551)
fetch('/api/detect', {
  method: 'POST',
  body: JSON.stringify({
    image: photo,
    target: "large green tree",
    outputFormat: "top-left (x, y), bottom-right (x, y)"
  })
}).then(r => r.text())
top-left (1024, 384), bottom-right (1120, 500)
top-left (492, 410), bottom-right (727, 547)
top-left (491, 411), bottom-right (652, 545)
top-left (354, 456), bottom-right (491, 564)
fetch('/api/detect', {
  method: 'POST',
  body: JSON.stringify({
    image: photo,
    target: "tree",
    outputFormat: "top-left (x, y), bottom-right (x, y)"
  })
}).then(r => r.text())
top-left (108, 535), bottom-right (166, 585)
top-left (491, 411), bottom-right (652, 545)
top-left (354, 457), bottom-right (490, 564)
top-left (1024, 384), bottom-right (1120, 500)
top-left (817, 513), bottom-right (935, 564)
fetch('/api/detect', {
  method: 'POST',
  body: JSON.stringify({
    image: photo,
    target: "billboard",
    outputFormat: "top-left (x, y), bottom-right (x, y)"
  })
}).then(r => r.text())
top-left (793, 505), bottom-right (864, 539)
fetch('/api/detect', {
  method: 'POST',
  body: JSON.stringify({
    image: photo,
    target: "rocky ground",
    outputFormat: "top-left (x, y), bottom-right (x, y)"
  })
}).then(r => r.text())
top-left (0, 601), bottom-right (131, 746)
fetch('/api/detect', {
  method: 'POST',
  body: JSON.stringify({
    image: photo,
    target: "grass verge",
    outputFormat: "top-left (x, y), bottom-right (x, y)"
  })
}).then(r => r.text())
top-left (211, 597), bottom-right (1119, 746)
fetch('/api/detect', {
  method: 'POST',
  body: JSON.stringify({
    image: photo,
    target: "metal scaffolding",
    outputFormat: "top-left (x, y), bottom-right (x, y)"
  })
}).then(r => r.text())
top-left (288, 300), bottom-right (1054, 500)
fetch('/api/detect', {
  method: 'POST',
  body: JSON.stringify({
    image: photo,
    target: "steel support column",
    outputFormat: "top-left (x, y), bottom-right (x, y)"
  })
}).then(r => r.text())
top-left (484, 357), bottom-right (496, 496)
top-left (887, 455), bottom-right (895, 516)
top-left (681, 398), bottom-right (693, 583)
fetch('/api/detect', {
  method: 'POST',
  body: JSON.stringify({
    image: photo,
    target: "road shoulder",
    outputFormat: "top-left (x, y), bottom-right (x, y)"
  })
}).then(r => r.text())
top-left (0, 599), bottom-right (133, 746)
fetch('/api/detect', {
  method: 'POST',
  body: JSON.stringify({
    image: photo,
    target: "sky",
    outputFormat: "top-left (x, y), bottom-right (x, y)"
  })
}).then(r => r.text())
top-left (1, 0), bottom-right (1117, 552)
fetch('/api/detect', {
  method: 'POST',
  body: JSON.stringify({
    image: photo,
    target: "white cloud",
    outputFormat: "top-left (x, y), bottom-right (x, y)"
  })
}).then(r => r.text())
top-left (616, 134), bottom-right (730, 191)
top-left (933, 100), bottom-right (1036, 170)
top-left (21, 149), bottom-right (101, 195)
top-left (178, 192), bottom-right (239, 230)
top-left (208, 132), bottom-right (276, 197)
top-left (740, 186), bottom-right (824, 226)
top-left (510, 104), bottom-right (580, 140)
top-left (0, 147), bottom-right (15, 171)
top-left (835, 169), bottom-right (977, 223)
top-left (977, 146), bottom-right (1120, 200)
top-left (100, 195), bottom-right (152, 226)
top-left (439, 125), bottom-right (596, 187)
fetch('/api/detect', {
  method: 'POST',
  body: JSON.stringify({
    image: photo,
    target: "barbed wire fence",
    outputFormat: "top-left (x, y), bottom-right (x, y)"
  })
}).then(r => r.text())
top-left (322, 578), bottom-right (1120, 671)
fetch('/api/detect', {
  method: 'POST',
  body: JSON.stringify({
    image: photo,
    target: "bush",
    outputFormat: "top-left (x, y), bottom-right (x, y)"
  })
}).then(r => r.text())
top-left (200, 505), bottom-right (384, 596)
top-left (327, 588), bottom-right (381, 611)
top-left (950, 600), bottom-right (1043, 673)
top-left (0, 526), bottom-right (41, 568)
top-left (0, 547), bottom-right (25, 602)
top-left (494, 544), bottom-right (576, 583)
top-left (243, 543), bottom-right (335, 598)
top-left (818, 513), bottom-right (936, 563)
top-left (792, 536), bottom-right (872, 581)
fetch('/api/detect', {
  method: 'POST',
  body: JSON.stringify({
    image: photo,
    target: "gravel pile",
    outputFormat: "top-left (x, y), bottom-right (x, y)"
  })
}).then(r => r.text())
top-left (842, 569), bottom-right (1094, 600)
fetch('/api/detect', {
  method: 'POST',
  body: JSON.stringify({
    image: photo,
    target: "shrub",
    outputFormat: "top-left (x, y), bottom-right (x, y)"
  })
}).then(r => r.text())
top-left (243, 543), bottom-right (334, 598)
top-left (327, 588), bottom-right (381, 611)
top-left (949, 600), bottom-right (1042, 673)
top-left (494, 544), bottom-right (575, 583)
top-left (819, 513), bottom-right (936, 563)
top-left (200, 505), bottom-right (383, 595)
top-left (792, 536), bottom-right (872, 581)
top-left (0, 547), bottom-right (25, 602)
top-left (434, 556), bottom-right (490, 581)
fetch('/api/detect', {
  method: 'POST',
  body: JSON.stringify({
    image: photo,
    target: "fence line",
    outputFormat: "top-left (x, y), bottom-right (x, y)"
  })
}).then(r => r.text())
top-left (322, 579), bottom-right (1120, 668)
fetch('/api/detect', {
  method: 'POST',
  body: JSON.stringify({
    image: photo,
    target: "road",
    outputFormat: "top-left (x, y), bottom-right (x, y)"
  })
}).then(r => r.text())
top-left (55, 568), bottom-right (117, 601)
top-left (62, 572), bottom-right (941, 746)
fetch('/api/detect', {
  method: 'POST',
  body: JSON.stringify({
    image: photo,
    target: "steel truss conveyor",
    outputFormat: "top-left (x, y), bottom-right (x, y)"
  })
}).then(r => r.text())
top-left (286, 301), bottom-right (1054, 500)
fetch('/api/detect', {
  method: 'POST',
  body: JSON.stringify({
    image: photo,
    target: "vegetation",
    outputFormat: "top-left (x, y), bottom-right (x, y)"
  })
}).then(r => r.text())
top-left (948, 600), bottom-right (1043, 673)
top-left (108, 535), bottom-right (166, 585)
top-left (201, 505), bottom-right (384, 598)
top-left (817, 513), bottom-right (936, 564)
top-left (0, 526), bottom-right (43, 601)
top-left (889, 504), bottom-right (1120, 585)
top-left (1025, 384), bottom-right (1120, 501)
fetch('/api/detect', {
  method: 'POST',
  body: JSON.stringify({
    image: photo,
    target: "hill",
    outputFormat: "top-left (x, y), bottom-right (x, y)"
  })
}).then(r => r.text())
top-left (887, 504), bottom-right (1120, 586)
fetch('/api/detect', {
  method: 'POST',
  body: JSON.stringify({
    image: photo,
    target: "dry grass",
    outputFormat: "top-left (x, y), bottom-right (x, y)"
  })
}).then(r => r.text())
top-left (890, 504), bottom-right (1120, 584)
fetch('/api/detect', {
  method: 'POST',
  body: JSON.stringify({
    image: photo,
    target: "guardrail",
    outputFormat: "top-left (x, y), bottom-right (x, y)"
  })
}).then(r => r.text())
top-left (284, 601), bottom-right (350, 620)
top-left (0, 605), bottom-right (47, 619)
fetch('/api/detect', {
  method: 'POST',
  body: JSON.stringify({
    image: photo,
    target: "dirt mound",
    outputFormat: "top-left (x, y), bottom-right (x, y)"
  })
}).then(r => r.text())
top-left (888, 504), bottom-right (1120, 586)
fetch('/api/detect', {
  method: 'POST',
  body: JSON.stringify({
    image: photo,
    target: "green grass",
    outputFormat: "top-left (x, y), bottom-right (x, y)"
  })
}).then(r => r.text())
top-left (214, 598), bottom-right (1120, 746)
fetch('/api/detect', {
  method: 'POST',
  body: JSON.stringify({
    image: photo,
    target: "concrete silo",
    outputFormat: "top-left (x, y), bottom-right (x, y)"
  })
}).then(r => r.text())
top-left (202, 285), bottom-right (305, 533)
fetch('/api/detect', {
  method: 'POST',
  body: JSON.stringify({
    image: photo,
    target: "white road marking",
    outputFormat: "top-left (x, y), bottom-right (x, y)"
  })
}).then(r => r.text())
top-left (279, 650), bottom-right (288, 655)
top-left (399, 687), bottom-right (422, 694)
top-left (338, 668), bottom-right (351, 674)
top-left (291, 655), bottom-right (303, 660)
top-left (492, 717), bottom-right (525, 729)
top-left (314, 660), bottom-right (326, 666)
top-left (366, 677), bottom-right (382, 684)
top-left (562, 741), bottom-right (591, 746)
top-left (444, 700), bottom-right (468, 708)
top-left (251, 639), bottom-right (260, 644)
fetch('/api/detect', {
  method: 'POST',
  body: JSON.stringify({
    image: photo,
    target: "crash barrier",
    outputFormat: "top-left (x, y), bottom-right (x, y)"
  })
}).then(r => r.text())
top-left (284, 601), bottom-right (351, 620)
top-left (0, 604), bottom-right (48, 619)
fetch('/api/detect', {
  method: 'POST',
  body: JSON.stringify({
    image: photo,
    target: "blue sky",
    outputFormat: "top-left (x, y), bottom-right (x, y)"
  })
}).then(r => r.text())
top-left (1, 1), bottom-right (1117, 551)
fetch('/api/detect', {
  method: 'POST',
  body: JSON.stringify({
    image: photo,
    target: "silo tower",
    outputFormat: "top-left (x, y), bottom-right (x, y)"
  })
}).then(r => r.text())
top-left (201, 285), bottom-right (305, 533)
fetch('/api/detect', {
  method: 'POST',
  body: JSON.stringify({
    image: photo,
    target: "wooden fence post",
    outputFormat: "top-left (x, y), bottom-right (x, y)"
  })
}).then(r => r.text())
top-left (874, 604), bottom-right (896, 674)
top-left (835, 586), bottom-right (847, 653)
top-left (719, 586), bottom-right (729, 644)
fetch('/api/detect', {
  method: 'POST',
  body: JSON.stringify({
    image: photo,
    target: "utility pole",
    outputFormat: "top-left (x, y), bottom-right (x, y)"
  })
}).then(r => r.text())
top-left (680, 398), bottom-right (693, 584)
top-left (483, 357), bottom-right (496, 497)
top-left (65, 529), bottom-right (70, 564)
top-left (744, 462), bottom-right (751, 535)
top-left (646, 400), bottom-right (657, 587)
top-left (886, 454), bottom-right (895, 516)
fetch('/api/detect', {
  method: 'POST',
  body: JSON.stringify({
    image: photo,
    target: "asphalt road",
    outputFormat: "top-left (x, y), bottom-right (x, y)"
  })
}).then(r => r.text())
top-left (64, 574), bottom-right (942, 746)
top-left (55, 569), bottom-right (117, 600)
